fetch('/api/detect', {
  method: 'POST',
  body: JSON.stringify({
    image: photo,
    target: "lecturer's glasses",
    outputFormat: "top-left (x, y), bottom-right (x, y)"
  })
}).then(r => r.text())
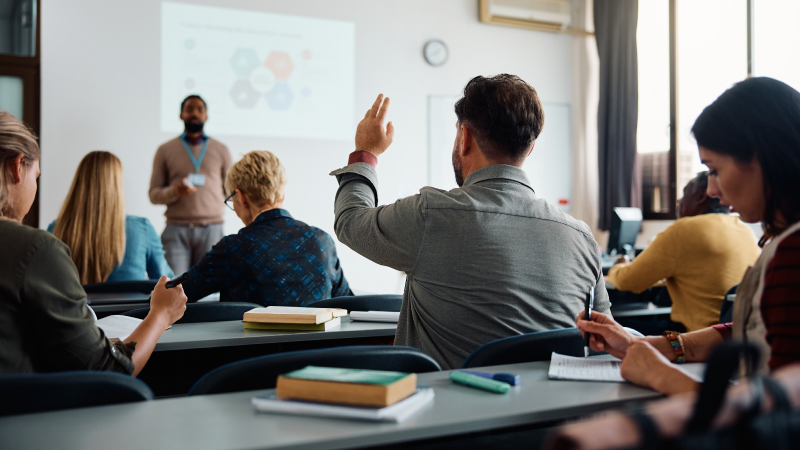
top-left (224, 191), bottom-right (236, 211)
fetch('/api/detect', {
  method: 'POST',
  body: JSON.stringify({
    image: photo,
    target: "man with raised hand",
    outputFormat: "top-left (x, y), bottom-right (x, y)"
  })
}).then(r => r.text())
top-left (330, 74), bottom-right (610, 369)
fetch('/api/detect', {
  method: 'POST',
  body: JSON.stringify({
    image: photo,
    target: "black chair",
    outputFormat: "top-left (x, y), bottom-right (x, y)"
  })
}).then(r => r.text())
top-left (83, 280), bottom-right (159, 295)
top-left (0, 371), bottom-right (153, 416)
top-left (719, 284), bottom-right (739, 324)
top-left (187, 345), bottom-right (441, 396)
top-left (120, 302), bottom-right (261, 323)
top-left (308, 294), bottom-right (403, 312)
top-left (462, 328), bottom-right (585, 368)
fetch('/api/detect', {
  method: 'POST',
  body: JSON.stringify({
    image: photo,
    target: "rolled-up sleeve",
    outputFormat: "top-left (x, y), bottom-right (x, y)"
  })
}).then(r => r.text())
top-left (23, 236), bottom-right (136, 374)
top-left (330, 162), bottom-right (426, 274)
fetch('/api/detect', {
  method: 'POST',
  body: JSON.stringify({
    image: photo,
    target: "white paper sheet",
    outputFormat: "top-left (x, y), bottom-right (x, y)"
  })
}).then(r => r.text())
top-left (548, 352), bottom-right (626, 382)
top-left (349, 311), bottom-right (400, 323)
top-left (95, 315), bottom-right (143, 341)
top-left (548, 352), bottom-right (706, 383)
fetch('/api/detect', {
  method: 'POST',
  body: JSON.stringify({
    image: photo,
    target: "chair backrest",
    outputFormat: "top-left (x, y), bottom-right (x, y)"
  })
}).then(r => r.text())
top-left (462, 328), bottom-right (585, 368)
top-left (308, 294), bottom-right (403, 312)
top-left (188, 345), bottom-right (441, 396)
top-left (0, 371), bottom-right (153, 416)
top-left (83, 280), bottom-right (159, 294)
top-left (120, 302), bottom-right (261, 323)
top-left (719, 284), bottom-right (739, 324)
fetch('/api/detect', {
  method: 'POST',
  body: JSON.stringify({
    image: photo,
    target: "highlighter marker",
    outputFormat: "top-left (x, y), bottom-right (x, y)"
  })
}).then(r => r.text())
top-left (449, 371), bottom-right (510, 394)
top-left (457, 370), bottom-right (520, 386)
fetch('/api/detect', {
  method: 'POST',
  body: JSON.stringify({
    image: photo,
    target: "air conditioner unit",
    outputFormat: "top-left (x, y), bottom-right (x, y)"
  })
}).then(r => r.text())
top-left (480, 0), bottom-right (573, 33)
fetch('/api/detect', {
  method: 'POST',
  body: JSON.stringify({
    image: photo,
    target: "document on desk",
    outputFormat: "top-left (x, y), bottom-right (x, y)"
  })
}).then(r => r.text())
top-left (549, 353), bottom-right (625, 382)
top-left (548, 353), bottom-right (706, 383)
top-left (95, 315), bottom-right (143, 341)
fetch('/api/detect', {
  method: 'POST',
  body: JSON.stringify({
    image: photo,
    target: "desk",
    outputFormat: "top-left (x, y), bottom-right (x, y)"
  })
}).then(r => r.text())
top-left (153, 319), bottom-right (397, 352)
top-left (611, 303), bottom-right (672, 319)
top-left (140, 320), bottom-right (397, 396)
top-left (86, 292), bottom-right (150, 318)
top-left (0, 361), bottom-right (661, 450)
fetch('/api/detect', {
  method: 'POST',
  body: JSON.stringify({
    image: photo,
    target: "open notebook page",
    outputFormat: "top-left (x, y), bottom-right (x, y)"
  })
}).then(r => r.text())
top-left (548, 352), bottom-right (705, 383)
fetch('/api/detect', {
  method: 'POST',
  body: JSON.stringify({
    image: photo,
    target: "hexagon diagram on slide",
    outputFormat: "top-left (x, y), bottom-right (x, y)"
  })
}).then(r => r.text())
top-left (265, 82), bottom-right (294, 110)
top-left (229, 79), bottom-right (261, 108)
top-left (230, 48), bottom-right (260, 78)
top-left (265, 51), bottom-right (294, 80)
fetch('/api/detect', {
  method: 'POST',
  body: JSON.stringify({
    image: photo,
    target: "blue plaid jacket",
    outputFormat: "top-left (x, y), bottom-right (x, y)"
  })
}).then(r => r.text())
top-left (183, 209), bottom-right (352, 306)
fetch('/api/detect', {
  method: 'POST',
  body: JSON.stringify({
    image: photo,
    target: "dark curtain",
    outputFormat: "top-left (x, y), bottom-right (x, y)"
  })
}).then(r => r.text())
top-left (595, 0), bottom-right (639, 230)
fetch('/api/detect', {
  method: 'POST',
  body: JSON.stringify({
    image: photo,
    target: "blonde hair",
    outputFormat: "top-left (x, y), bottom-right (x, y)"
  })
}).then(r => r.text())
top-left (53, 151), bottom-right (126, 285)
top-left (226, 151), bottom-right (286, 207)
top-left (0, 110), bottom-right (40, 218)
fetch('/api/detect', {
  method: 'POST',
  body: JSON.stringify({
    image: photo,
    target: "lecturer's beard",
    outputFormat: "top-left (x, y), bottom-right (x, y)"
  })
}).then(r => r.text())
top-left (452, 146), bottom-right (464, 187)
top-left (184, 120), bottom-right (204, 134)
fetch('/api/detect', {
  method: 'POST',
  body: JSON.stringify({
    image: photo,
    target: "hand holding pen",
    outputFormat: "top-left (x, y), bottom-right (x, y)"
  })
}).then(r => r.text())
top-left (583, 287), bottom-right (594, 357)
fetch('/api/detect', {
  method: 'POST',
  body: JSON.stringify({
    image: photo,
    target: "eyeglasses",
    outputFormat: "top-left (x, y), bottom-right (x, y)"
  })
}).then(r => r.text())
top-left (224, 191), bottom-right (236, 211)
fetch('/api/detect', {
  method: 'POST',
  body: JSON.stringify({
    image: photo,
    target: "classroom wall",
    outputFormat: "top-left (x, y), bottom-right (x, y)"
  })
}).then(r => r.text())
top-left (40, 0), bottom-right (574, 294)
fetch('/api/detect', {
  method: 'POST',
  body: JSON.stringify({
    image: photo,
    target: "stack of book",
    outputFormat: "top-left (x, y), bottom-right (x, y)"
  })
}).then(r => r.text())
top-left (251, 366), bottom-right (434, 423)
top-left (242, 306), bottom-right (347, 331)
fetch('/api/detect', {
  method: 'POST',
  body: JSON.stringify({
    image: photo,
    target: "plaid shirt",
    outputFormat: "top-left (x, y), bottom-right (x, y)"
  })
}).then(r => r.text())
top-left (183, 209), bottom-right (352, 306)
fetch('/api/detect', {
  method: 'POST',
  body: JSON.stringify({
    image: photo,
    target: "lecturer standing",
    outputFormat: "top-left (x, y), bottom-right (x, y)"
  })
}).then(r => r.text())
top-left (149, 95), bottom-right (233, 275)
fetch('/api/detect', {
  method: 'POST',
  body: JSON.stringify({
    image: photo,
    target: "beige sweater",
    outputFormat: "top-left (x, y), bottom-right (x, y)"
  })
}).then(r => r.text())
top-left (607, 214), bottom-right (762, 331)
top-left (149, 136), bottom-right (232, 225)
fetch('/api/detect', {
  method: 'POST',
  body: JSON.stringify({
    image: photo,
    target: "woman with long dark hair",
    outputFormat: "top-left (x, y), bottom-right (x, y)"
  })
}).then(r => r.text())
top-left (576, 77), bottom-right (800, 395)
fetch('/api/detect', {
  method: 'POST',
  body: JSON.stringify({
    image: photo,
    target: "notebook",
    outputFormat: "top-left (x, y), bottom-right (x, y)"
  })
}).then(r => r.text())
top-left (548, 352), bottom-right (705, 383)
top-left (252, 387), bottom-right (434, 423)
top-left (349, 311), bottom-right (400, 323)
top-left (95, 315), bottom-right (143, 341)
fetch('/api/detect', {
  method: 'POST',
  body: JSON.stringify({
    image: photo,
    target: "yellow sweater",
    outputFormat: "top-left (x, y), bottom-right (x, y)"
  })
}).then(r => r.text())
top-left (607, 214), bottom-right (761, 331)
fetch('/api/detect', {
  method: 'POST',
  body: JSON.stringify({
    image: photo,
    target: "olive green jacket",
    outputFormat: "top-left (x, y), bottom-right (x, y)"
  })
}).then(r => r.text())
top-left (0, 219), bottom-right (135, 374)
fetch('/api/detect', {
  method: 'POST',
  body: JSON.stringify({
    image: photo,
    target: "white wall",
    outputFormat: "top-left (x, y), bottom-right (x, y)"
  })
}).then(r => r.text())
top-left (41, 0), bottom-right (573, 294)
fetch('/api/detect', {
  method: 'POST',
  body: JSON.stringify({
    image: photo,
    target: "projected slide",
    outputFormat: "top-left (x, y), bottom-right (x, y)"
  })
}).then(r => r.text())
top-left (161, 2), bottom-right (355, 140)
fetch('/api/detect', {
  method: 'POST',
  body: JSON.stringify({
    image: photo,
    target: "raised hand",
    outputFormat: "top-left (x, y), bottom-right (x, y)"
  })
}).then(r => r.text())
top-left (355, 94), bottom-right (394, 157)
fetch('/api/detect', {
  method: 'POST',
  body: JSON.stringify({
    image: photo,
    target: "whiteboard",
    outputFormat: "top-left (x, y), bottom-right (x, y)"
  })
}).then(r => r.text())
top-left (427, 96), bottom-right (572, 212)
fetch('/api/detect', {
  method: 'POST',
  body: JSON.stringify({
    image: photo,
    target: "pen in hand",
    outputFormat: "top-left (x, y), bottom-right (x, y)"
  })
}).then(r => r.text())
top-left (583, 287), bottom-right (594, 357)
top-left (165, 273), bottom-right (188, 289)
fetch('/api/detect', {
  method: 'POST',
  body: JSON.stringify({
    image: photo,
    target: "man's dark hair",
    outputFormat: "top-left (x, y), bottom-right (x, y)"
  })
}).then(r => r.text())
top-left (692, 77), bottom-right (800, 243)
top-left (692, 171), bottom-right (728, 214)
top-left (454, 74), bottom-right (544, 161)
top-left (181, 95), bottom-right (207, 112)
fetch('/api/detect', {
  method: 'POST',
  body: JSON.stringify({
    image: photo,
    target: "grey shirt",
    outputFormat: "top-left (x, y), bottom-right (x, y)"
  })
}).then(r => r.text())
top-left (331, 162), bottom-right (610, 369)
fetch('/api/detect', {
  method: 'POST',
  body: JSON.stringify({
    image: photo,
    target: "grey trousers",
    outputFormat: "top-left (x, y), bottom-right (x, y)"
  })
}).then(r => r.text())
top-left (161, 223), bottom-right (224, 275)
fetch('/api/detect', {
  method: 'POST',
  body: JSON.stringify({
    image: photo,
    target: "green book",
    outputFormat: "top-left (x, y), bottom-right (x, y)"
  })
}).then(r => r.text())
top-left (282, 365), bottom-right (410, 385)
top-left (243, 317), bottom-right (341, 331)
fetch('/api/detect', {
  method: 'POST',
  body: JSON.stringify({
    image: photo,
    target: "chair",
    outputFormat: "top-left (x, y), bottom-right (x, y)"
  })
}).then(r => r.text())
top-left (719, 284), bottom-right (739, 324)
top-left (187, 345), bottom-right (441, 396)
top-left (462, 328), bottom-right (585, 368)
top-left (120, 302), bottom-right (261, 323)
top-left (0, 371), bottom-right (153, 416)
top-left (308, 294), bottom-right (403, 312)
top-left (82, 280), bottom-right (159, 295)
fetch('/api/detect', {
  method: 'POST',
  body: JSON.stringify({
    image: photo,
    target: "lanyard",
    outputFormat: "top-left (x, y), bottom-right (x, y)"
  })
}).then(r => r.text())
top-left (180, 133), bottom-right (209, 173)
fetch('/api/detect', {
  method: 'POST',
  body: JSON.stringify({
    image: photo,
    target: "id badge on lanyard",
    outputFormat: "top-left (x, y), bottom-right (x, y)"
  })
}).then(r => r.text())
top-left (181, 133), bottom-right (208, 186)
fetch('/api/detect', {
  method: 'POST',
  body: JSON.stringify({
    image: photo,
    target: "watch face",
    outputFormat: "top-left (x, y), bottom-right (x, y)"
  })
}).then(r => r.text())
top-left (424, 40), bottom-right (448, 67)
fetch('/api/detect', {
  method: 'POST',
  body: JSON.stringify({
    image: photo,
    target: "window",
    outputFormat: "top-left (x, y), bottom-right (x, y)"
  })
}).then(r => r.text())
top-left (637, 0), bottom-right (747, 220)
top-left (752, 0), bottom-right (800, 90)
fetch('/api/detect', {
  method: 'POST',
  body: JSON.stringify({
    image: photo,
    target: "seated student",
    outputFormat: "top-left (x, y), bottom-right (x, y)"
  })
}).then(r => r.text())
top-left (577, 77), bottom-right (800, 395)
top-left (607, 171), bottom-right (761, 334)
top-left (330, 75), bottom-right (611, 370)
top-left (48, 151), bottom-right (174, 284)
top-left (181, 150), bottom-right (353, 305)
top-left (0, 110), bottom-right (186, 375)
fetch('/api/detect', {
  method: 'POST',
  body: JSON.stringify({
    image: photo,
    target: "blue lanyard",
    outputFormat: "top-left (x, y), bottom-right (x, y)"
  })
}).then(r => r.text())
top-left (180, 133), bottom-right (209, 173)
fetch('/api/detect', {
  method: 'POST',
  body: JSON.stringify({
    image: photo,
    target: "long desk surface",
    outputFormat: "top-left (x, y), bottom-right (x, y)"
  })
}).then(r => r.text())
top-left (0, 361), bottom-right (661, 450)
top-left (154, 320), bottom-right (398, 352)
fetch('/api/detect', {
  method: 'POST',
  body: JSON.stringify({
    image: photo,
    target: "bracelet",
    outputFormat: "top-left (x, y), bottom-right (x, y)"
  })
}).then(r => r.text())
top-left (662, 331), bottom-right (686, 364)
